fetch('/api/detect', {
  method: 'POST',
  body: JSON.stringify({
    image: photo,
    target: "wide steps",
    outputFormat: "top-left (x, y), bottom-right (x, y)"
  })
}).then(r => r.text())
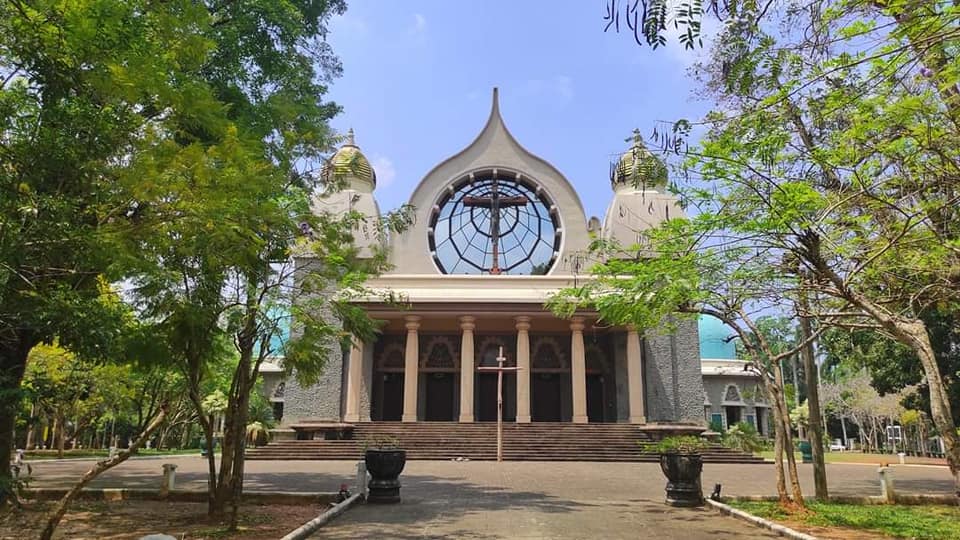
top-left (246, 422), bottom-right (765, 464)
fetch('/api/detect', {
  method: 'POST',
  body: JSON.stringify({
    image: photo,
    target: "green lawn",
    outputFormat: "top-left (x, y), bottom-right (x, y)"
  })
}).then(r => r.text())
top-left (23, 448), bottom-right (198, 460)
top-left (755, 450), bottom-right (945, 465)
top-left (728, 500), bottom-right (960, 540)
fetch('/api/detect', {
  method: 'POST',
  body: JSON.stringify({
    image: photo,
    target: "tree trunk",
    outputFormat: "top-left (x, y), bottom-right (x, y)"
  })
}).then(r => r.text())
top-left (0, 335), bottom-right (35, 506)
top-left (840, 415), bottom-right (848, 448)
top-left (227, 374), bottom-right (253, 531)
top-left (771, 392), bottom-right (789, 504)
top-left (773, 364), bottom-right (805, 506)
top-left (187, 383), bottom-right (219, 516)
top-left (791, 354), bottom-right (801, 404)
top-left (56, 414), bottom-right (66, 458)
top-left (891, 323), bottom-right (960, 491)
top-left (39, 406), bottom-right (167, 540)
top-left (181, 422), bottom-right (192, 450)
top-left (799, 305), bottom-right (828, 500)
top-left (758, 372), bottom-right (791, 505)
top-left (25, 402), bottom-right (36, 450)
top-left (216, 347), bottom-right (255, 528)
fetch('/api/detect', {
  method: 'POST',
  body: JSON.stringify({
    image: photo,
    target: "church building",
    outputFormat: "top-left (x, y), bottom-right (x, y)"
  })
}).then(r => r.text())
top-left (261, 89), bottom-right (708, 436)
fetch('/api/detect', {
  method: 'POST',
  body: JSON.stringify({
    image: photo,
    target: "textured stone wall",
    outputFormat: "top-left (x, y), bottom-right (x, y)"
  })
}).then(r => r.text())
top-left (643, 317), bottom-right (705, 424)
top-left (612, 332), bottom-right (629, 422)
top-left (259, 372), bottom-right (284, 403)
top-left (359, 339), bottom-right (374, 421)
top-left (280, 256), bottom-right (348, 423)
top-left (704, 375), bottom-right (764, 409)
top-left (703, 375), bottom-right (770, 433)
top-left (673, 317), bottom-right (706, 423)
top-left (281, 347), bottom-right (345, 423)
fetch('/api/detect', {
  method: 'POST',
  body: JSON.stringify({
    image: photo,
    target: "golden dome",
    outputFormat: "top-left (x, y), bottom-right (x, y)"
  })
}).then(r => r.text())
top-left (613, 129), bottom-right (667, 189)
top-left (323, 128), bottom-right (376, 186)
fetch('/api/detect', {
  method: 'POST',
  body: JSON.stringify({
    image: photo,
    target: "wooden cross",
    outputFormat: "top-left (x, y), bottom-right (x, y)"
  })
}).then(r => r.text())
top-left (477, 346), bottom-right (522, 461)
top-left (462, 178), bottom-right (528, 275)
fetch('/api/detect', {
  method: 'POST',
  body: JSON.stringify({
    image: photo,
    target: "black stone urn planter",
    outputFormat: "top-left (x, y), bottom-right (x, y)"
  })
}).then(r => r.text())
top-left (659, 452), bottom-right (704, 507)
top-left (365, 449), bottom-right (407, 504)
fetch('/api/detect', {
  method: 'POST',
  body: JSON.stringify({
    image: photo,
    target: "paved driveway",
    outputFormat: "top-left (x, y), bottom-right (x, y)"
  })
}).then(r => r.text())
top-left (24, 457), bottom-right (953, 539)
top-left (25, 456), bottom-right (952, 498)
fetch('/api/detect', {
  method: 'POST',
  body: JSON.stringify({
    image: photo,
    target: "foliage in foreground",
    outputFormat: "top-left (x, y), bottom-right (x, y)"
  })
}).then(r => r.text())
top-left (722, 422), bottom-right (766, 454)
top-left (651, 436), bottom-right (707, 454)
top-left (729, 501), bottom-right (960, 540)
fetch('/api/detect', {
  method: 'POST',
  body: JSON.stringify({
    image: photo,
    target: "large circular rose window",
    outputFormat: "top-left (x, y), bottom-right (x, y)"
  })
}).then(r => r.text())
top-left (427, 172), bottom-right (561, 275)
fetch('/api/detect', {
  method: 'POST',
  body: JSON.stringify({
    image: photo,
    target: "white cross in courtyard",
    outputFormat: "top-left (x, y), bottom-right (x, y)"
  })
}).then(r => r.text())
top-left (476, 346), bottom-right (522, 462)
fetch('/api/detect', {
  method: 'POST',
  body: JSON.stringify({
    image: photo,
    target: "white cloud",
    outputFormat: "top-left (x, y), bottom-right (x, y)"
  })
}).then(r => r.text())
top-left (518, 75), bottom-right (575, 104)
top-left (409, 13), bottom-right (427, 35)
top-left (371, 155), bottom-right (397, 188)
top-left (332, 12), bottom-right (370, 38)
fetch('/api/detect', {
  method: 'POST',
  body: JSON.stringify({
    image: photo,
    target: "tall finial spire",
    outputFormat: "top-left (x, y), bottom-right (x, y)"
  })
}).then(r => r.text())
top-left (346, 127), bottom-right (356, 146)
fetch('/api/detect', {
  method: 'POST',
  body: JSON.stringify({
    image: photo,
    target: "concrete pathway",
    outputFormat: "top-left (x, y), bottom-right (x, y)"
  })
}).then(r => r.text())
top-left (22, 457), bottom-right (954, 539)
top-left (24, 456), bottom-right (953, 498)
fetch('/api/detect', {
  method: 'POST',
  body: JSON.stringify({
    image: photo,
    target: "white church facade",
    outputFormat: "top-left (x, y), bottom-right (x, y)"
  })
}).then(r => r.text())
top-left (262, 89), bottom-right (721, 433)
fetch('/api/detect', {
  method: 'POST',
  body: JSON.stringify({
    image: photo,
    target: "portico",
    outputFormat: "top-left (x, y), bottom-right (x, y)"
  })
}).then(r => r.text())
top-left (343, 287), bottom-right (647, 424)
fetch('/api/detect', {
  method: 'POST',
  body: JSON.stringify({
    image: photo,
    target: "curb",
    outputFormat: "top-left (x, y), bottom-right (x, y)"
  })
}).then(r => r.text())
top-left (280, 493), bottom-right (362, 540)
top-left (25, 454), bottom-right (201, 463)
top-left (725, 494), bottom-right (957, 506)
top-left (707, 498), bottom-right (817, 540)
top-left (21, 488), bottom-right (339, 505)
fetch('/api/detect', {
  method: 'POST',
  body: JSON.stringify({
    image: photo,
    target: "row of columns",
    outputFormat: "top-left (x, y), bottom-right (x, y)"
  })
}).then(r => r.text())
top-left (343, 315), bottom-right (647, 424)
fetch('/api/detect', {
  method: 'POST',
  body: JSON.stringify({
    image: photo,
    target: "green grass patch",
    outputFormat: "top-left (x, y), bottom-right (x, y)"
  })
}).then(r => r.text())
top-left (24, 448), bottom-right (198, 460)
top-left (728, 500), bottom-right (960, 540)
top-left (754, 450), bottom-right (941, 465)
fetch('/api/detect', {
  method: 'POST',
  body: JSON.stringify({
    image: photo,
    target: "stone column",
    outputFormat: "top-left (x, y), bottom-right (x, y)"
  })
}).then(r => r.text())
top-left (344, 337), bottom-right (363, 422)
top-left (515, 316), bottom-right (532, 423)
top-left (402, 316), bottom-right (421, 423)
top-left (459, 316), bottom-right (476, 423)
top-left (627, 326), bottom-right (646, 424)
top-left (570, 316), bottom-right (588, 424)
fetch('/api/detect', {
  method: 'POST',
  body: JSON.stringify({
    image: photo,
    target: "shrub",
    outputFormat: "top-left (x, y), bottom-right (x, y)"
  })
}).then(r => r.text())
top-left (246, 421), bottom-right (270, 447)
top-left (364, 435), bottom-right (401, 451)
top-left (722, 422), bottom-right (764, 453)
top-left (652, 435), bottom-right (707, 454)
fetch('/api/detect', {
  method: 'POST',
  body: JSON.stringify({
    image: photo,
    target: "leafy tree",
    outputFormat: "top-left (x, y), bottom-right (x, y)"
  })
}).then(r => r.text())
top-left (114, 0), bottom-right (416, 525)
top-left (623, 0), bottom-right (960, 494)
top-left (821, 311), bottom-right (960, 424)
top-left (549, 218), bottom-right (817, 507)
top-left (0, 0), bottom-right (238, 502)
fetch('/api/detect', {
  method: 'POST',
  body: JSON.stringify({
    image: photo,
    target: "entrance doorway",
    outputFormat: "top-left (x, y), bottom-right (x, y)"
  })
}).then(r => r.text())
top-left (476, 373), bottom-right (516, 422)
top-left (586, 374), bottom-right (605, 423)
top-left (532, 373), bottom-right (563, 422)
top-left (380, 373), bottom-right (403, 421)
top-left (425, 373), bottom-right (455, 421)
top-left (725, 405), bottom-right (742, 428)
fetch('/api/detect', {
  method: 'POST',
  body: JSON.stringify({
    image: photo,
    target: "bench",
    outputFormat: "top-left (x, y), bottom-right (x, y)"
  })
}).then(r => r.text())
top-left (290, 423), bottom-right (355, 441)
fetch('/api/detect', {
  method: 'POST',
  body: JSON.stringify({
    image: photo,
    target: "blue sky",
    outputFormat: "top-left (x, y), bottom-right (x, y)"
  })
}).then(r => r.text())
top-left (325, 1), bottom-right (714, 219)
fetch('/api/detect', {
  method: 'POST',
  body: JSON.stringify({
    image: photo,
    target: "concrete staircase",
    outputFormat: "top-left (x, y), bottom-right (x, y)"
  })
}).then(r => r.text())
top-left (245, 422), bottom-right (766, 463)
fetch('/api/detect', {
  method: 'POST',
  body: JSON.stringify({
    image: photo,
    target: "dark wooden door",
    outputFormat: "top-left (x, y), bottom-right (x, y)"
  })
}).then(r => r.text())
top-left (382, 373), bottom-right (403, 421)
top-left (476, 374), bottom-right (498, 421)
top-left (425, 373), bottom-right (455, 421)
top-left (532, 374), bottom-right (562, 422)
top-left (725, 405), bottom-right (742, 427)
top-left (586, 374), bottom-right (605, 423)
